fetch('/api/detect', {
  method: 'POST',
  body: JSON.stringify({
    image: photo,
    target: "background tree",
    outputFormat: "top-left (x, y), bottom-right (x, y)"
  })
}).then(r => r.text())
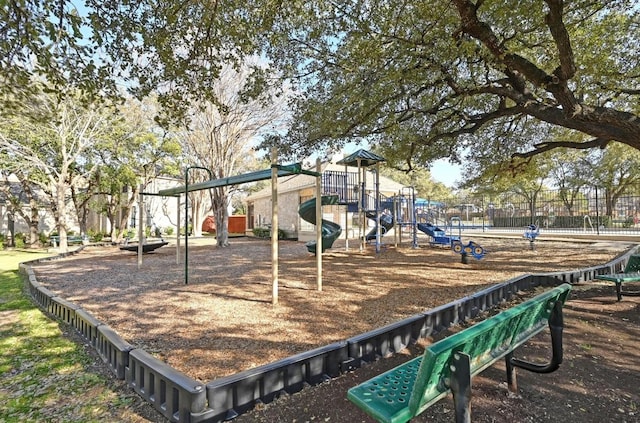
top-left (548, 148), bottom-right (592, 216)
top-left (588, 143), bottom-right (640, 218)
top-left (467, 154), bottom-right (553, 224)
top-left (0, 92), bottom-right (110, 251)
top-left (0, 170), bottom-right (43, 247)
top-left (379, 166), bottom-right (452, 200)
top-left (91, 97), bottom-right (181, 242)
top-left (177, 62), bottom-right (288, 247)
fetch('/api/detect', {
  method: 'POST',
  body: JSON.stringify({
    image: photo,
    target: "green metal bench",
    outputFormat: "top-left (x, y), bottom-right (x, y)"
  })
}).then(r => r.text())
top-left (347, 284), bottom-right (572, 423)
top-left (594, 254), bottom-right (640, 301)
top-left (50, 235), bottom-right (87, 246)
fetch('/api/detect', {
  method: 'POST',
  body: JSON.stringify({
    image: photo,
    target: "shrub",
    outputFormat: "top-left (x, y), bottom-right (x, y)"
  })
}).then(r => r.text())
top-left (88, 230), bottom-right (104, 242)
top-left (252, 227), bottom-right (269, 238)
top-left (252, 227), bottom-right (286, 239)
top-left (165, 227), bottom-right (174, 236)
top-left (14, 233), bottom-right (26, 248)
top-left (179, 225), bottom-right (193, 236)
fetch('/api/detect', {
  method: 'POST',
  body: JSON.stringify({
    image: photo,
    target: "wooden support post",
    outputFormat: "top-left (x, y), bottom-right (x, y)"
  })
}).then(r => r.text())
top-left (176, 196), bottom-right (180, 265)
top-left (271, 148), bottom-right (279, 305)
top-left (375, 162), bottom-right (381, 255)
top-left (316, 158), bottom-right (322, 291)
top-left (137, 185), bottom-right (144, 269)
top-left (358, 159), bottom-right (364, 252)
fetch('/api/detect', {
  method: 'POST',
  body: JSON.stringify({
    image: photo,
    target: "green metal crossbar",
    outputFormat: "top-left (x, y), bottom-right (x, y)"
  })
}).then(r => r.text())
top-left (347, 284), bottom-right (572, 423)
top-left (157, 163), bottom-right (320, 197)
top-left (594, 254), bottom-right (640, 301)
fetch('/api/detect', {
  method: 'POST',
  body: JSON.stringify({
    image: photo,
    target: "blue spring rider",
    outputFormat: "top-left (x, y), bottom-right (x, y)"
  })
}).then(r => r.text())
top-left (451, 239), bottom-right (486, 263)
top-left (524, 224), bottom-right (540, 250)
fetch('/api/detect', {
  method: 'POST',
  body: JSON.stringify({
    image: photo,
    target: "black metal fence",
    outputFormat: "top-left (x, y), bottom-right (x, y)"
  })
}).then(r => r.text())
top-left (321, 171), bottom-right (640, 235)
top-left (426, 186), bottom-right (640, 235)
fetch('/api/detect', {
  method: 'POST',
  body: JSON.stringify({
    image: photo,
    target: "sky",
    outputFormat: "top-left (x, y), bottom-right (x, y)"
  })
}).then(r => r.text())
top-left (337, 142), bottom-right (462, 188)
top-left (430, 159), bottom-right (462, 188)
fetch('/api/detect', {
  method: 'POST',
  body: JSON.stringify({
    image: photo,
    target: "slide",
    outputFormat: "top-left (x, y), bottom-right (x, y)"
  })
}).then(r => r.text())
top-left (365, 211), bottom-right (395, 241)
top-left (417, 222), bottom-right (459, 246)
top-left (298, 195), bottom-right (343, 254)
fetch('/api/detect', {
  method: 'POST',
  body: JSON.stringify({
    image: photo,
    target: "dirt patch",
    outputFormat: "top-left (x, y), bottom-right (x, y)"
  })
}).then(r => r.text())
top-left (32, 236), bottom-right (630, 386)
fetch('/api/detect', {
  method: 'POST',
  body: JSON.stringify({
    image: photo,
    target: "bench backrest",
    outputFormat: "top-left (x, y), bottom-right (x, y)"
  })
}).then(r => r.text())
top-left (624, 255), bottom-right (640, 273)
top-left (408, 283), bottom-right (572, 416)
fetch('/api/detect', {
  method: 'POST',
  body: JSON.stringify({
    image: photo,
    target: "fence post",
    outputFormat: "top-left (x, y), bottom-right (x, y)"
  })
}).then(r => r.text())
top-left (595, 186), bottom-right (600, 235)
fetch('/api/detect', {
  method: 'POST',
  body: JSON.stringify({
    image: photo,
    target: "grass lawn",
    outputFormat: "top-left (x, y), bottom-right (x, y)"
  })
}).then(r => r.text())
top-left (0, 250), bottom-right (155, 423)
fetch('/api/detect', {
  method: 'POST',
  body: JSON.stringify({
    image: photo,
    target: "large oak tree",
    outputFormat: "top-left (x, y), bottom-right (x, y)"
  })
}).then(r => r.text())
top-left (3, 1), bottom-right (638, 169)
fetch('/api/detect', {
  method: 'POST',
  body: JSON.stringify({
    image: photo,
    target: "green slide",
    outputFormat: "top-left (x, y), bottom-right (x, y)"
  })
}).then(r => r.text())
top-left (298, 195), bottom-right (343, 254)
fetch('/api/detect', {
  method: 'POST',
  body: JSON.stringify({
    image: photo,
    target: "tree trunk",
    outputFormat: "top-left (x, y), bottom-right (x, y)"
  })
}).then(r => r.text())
top-left (117, 209), bottom-right (131, 241)
top-left (212, 187), bottom-right (230, 247)
top-left (28, 199), bottom-right (40, 247)
top-left (604, 189), bottom-right (614, 217)
top-left (55, 184), bottom-right (69, 251)
top-left (107, 210), bottom-right (118, 242)
top-left (190, 193), bottom-right (204, 237)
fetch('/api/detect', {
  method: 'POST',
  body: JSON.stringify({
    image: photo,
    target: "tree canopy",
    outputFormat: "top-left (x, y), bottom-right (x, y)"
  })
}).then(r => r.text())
top-left (258, 0), bottom-right (640, 168)
top-left (2, 0), bottom-right (639, 171)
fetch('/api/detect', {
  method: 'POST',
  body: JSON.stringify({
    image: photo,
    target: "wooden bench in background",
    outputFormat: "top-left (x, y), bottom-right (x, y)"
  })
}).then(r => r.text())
top-left (594, 254), bottom-right (640, 301)
top-left (347, 284), bottom-right (572, 423)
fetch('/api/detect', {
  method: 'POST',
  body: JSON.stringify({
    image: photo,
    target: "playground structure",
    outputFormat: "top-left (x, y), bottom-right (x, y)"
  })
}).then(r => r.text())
top-left (334, 149), bottom-right (389, 254)
top-left (317, 150), bottom-right (430, 254)
top-left (320, 150), bottom-right (485, 261)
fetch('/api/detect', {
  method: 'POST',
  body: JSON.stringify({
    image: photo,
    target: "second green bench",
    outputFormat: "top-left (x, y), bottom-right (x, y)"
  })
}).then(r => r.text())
top-left (347, 283), bottom-right (572, 423)
top-left (594, 254), bottom-right (640, 301)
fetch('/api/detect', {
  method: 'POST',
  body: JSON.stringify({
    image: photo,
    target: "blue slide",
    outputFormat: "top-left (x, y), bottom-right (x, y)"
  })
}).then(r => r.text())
top-left (365, 211), bottom-right (395, 241)
top-left (417, 222), bottom-right (459, 246)
top-left (298, 195), bottom-right (343, 254)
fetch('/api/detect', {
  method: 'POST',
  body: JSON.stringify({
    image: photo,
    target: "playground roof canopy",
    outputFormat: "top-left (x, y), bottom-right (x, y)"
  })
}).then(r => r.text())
top-left (157, 164), bottom-right (320, 196)
top-left (336, 149), bottom-right (386, 167)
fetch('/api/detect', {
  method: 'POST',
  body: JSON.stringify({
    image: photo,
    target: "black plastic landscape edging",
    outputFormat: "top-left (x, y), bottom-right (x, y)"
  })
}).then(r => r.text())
top-left (18, 245), bottom-right (638, 423)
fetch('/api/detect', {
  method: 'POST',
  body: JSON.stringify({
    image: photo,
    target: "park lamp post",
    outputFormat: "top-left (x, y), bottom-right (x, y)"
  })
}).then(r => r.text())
top-left (184, 166), bottom-right (213, 285)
